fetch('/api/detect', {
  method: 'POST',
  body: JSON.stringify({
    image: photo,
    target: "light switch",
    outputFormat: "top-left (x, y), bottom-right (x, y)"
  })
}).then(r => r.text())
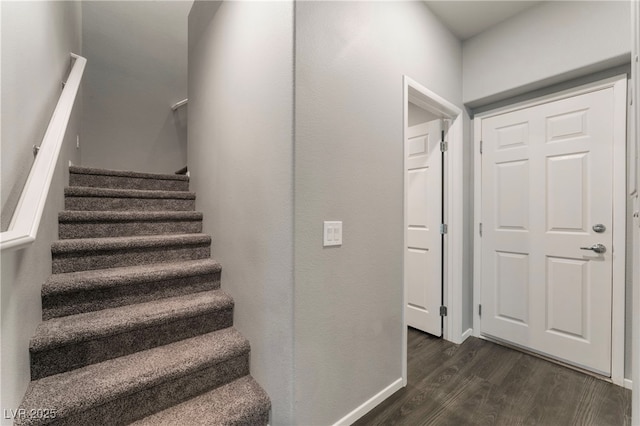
top-left (323, 221), bottom-right (342, 247)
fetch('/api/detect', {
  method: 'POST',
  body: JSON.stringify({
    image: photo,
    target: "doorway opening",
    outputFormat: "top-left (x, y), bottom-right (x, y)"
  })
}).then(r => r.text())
top-left (402, 76), bottom-right (464, 385)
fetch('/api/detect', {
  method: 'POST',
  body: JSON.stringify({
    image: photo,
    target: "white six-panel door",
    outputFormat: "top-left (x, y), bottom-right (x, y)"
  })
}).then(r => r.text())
top-left (480, 87), bottom-right (615, 375)
top-left (406, 119), bottom-right (443, 336)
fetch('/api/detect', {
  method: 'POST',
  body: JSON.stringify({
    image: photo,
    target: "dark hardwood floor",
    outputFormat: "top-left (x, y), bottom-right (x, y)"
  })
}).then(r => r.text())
top-left (355, 328), bottom-right (631, 426)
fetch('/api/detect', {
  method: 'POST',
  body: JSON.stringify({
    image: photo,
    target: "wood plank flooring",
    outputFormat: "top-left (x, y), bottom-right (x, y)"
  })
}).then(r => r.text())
top-left (355, 328), bottom-right (631, 426)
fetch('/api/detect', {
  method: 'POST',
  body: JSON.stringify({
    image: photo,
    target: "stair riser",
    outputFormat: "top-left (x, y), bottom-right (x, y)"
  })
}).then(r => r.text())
top-left (59, 220), bottom-right (202, 239)
top-left (31, 307), bottom-right (234, 379)
top-left (42, 272), bottom-right (221, 320)
top-left (131, 377), bottom-right (271, 426)
top-left (52, 245), bottom-right (211, 274)
top-left (19, 354), bottom-right (249, 426)
top-left (70, 174), bottom-right (189, 192)
top-left (65, 197), bottom-right (195, 211)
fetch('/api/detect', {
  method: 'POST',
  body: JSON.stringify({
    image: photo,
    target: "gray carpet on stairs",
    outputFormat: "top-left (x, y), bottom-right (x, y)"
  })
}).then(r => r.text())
top-left (51, 233), bottom-right (212, 273)
top-left (17, 167), bottom-right (270, 425)
top-left (131, 376), bottom-right (271, 426)
top-left (69, 166), bottom-right (189, 192)
top-left (18, 329), bottom-right (251, 426)
top-left (58, 210), bottom-right (203, 239)
top-left (69, 166), bottom-right (191, 181)
top-left (64, 187), bottom-right (196, 212)
top-left (42, 259), bottom-right (221, 319)
top-left (31, 290), bottom-right (235, 379)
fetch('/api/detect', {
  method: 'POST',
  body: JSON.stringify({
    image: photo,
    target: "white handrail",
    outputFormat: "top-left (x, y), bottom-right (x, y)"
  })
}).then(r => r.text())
top-left (171, 98), bottom-right (188, 111)
top-left (0, 53), bottom-right (86, 251)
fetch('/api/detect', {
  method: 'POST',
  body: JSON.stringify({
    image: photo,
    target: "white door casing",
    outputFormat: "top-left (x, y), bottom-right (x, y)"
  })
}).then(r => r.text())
top-left (405, 118), bottom-right (443, 336)
top-left (478, 82), bottom-right (624, 376)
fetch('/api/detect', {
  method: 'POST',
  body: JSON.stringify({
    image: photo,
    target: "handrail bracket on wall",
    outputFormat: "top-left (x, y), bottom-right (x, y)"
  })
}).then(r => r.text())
top-left (171, 98), bottom-right (188, 111)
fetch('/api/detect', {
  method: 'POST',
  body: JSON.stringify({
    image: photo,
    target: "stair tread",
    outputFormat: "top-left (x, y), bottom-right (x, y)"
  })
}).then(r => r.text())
top-left (51, 233), bottom-right (211, 253)
top-left (31, 290), bottom-right (234, 352)
top-left (65, 186), bottom-right (196, 199)
top-left (70, 166), bottom-right (189, 182)
top-left (132, 376), bottom-right (270, 425)
top-left (19, 328), bottom-right (248, 421)
top-left (43, 259), bottom-right (220, 296)
top-left (59, 210), bottom-right (203, 223)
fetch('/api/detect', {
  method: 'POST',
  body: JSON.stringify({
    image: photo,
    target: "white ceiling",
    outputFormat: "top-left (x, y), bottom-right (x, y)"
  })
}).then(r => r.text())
top-left (424, 1), bottom-right (543, 41)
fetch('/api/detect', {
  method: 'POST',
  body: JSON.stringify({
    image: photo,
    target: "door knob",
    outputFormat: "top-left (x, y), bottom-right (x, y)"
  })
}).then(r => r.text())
top-left (580, 243), bottom-right (606, 254)
top-left (592, 224), bottom-right (606, 233)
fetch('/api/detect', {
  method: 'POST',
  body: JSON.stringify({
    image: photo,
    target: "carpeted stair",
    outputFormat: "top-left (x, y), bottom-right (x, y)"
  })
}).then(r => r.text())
top-left (16, 166), bottom-right (270, 425)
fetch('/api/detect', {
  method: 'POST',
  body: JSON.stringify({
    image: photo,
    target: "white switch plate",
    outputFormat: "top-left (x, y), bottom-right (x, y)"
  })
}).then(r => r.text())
top-left (323, 221), bottom-right (342, 246)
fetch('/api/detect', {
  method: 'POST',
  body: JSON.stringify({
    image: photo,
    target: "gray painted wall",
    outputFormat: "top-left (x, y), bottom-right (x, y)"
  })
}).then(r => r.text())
top-left (463, 2), bottom-right (632, 379)
top-left (294, 2), bottom-right (461, 423)
top-left (408, 102), bottom-right (437, 126)
top-left (187, 1), bottom-right (295, 424)
top-left (1, 1), bottom-right (82, 230)
top-left (81, 1), bottom-right (190, 174)
top-left (188, 2), bottom-right (462, 423)
top-left (0, 1), bottom-right (82, 419)
top-left (463, 1), bottom-right (631, 107)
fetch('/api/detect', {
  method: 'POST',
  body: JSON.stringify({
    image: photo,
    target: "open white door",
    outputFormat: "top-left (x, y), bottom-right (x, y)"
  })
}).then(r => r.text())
top-left (480, 86), bottom-right (618, 375)
top-left (405, 118), bottom-right (443, 336)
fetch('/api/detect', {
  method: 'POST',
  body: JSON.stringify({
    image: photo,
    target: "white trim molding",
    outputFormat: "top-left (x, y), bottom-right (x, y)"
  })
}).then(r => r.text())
top-left (461, 328), bottom-right (473, 342)
top-left (631, 0), bottom-right (640, 423)
top-left (473, 75), bottom-right (628, 385)
top-left (332, 378), bottom-right (403, 426)
top-left (0, 53), bottom-right (86, 251)
top-left (610, 76), bottom-right (628, 387)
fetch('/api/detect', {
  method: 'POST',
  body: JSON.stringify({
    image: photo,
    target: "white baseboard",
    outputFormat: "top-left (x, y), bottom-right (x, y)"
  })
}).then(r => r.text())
top-left (624, 378), bottom-right (633, 390)
top-left (460, 328), bottom-right (473, 342)
top-left (332, 378), bottom-right (403, 426)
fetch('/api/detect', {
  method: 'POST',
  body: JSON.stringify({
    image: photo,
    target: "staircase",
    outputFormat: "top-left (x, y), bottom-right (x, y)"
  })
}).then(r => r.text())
top-left (16, 166), bottom-right (270, 425)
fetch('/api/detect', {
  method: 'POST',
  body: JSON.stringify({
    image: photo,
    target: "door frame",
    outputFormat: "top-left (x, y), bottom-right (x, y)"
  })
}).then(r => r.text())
top-left (632, 0), bottom-right (640, 419)
top-left (402, 76), bottom-right (464, 386)
top-left (472, 75), bottom-right (628, 386)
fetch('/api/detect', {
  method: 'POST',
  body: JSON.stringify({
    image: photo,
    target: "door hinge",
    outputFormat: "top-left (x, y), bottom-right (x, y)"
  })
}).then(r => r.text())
top-left (440, 223), bottom-right (448, 234)
top-left (479, 223), bottom-right (483, 236)
top-left (440, 306), bottom-right (448, 317)
top-left (479, 304), bottom-right (482, 317)
top-left (480, 140), bottom-right (483, 154)
top-left (440, 141), bottom-right (448, 152)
